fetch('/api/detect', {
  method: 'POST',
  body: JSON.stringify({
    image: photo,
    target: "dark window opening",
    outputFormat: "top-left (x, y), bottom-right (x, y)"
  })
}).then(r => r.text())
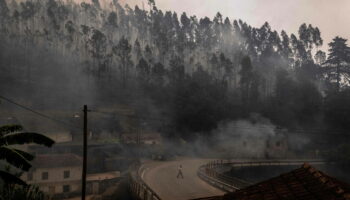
top-left (42, 172), bottom-right (48, 180)
top-left (63, 185), bottom-right (70, 193)
top-left (64, 170), bottom-right (70, 179)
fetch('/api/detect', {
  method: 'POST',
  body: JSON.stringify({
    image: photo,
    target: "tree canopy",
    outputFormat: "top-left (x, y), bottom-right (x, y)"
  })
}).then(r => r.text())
top-left (0, 0), bottom-right (349, 140)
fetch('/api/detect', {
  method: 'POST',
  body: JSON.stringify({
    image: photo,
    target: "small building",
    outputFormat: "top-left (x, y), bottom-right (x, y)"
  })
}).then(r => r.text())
top-left (86, 171), bottom-right (121, 195)
top-left (121, 132), bottom-right (162, 145)
top-left (21, 154), bottom-right (82, 198)
top-left (264, 133), bottom-right (288, 158)
top-left (46, 132), bottom-right (73, 143)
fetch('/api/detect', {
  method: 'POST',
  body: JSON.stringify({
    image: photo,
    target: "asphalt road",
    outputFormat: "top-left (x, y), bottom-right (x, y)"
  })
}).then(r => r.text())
top-left (141, 159), bottom-right (225, 200)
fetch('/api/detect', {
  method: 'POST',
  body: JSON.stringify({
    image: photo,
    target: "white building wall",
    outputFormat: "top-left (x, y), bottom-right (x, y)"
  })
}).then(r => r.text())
top-left (22, 166), bottom-right (82, 195)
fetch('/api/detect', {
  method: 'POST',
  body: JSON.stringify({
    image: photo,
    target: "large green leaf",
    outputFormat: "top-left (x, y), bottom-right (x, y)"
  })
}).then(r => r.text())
top-left (0, 170), bottom-right (27, 186)
top-left (0, 125), bottom-right (23, 136)
top-left (11, 148), bottom-right (35, 161)
top-left (0, 132), bottom-right (55, 147)
top-left (0, 147), bottom-right (32, 171)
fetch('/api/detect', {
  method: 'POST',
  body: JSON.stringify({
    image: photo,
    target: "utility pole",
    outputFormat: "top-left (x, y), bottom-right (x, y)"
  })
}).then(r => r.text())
top-left (137, 122), bottom-right (140, 163)
top-left (82, 105), bottom-right (88, 200)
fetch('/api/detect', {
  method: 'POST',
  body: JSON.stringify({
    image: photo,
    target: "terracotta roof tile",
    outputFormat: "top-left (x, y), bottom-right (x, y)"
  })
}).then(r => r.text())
top-left (223, 163), bottom-right (350, 200)
top-left (32, 153), bottom-right (82, 169)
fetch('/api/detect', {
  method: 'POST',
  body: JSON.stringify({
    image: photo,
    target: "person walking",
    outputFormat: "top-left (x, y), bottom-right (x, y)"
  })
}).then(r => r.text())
top-left (177, 164), bottom-right (184, 179)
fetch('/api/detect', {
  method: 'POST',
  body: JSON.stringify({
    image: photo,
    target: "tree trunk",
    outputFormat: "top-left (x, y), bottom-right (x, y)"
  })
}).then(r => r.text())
top-left (337, 64), bottom-right (340, 92)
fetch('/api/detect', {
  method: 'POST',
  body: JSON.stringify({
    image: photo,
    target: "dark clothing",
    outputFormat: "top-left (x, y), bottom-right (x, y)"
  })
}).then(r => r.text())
top-left (177, 169), bottom-right (184, 178)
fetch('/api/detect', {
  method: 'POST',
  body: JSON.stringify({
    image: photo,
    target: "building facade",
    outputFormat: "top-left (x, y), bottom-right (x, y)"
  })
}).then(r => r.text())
top-left (21, 154), bottom-right (82, 198)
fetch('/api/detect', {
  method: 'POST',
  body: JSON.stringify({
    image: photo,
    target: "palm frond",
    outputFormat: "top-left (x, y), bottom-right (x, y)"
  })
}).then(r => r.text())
top-left (0, 125), bottom-right (23, 136)
top-left (0, 147), bottom-right (32, 171)
top-left (13, 148), bottom-right (35, 161)
top-left (0, 170), bottom-right (27, 186)
top-left (0, 132), bottom-right (55, 147)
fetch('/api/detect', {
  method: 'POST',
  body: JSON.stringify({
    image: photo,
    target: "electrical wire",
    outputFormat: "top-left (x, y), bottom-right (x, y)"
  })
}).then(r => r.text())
top-left (0, 95), bottom-right (348, 136)
top-left (0, 95), bottom-right (80, 130)
top-left (90, 109), bottom-right (167, 122)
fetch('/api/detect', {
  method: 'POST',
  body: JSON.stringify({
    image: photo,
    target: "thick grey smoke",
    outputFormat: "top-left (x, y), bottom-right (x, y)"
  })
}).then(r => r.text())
top-left (174, 114), bottom-right (312, 159)
top-left (213, 118), bottom-right (277, 158)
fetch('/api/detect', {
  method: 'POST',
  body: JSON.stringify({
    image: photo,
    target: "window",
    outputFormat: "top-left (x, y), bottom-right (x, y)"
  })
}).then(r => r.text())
top-left (27, 172), bottom-right (33, 181)
top-left (63, 185), bottom-right (70, 193)
top-left (42, 172), bottom-right (48, 180)
top-left (64, 170), bottom-right (70, 179)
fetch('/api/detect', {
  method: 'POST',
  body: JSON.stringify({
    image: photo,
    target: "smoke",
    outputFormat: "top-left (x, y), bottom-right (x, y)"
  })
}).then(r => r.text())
top-left (213, 118), bottom-right (276, 158)
top-left (0, 43), bottom-right (95, 107)
top-left (0, 0), bottom-right (324, 158)
top-left (166, 114), bottom-right (312, 159)
top-left (287, 133), bottom-right (310, 151)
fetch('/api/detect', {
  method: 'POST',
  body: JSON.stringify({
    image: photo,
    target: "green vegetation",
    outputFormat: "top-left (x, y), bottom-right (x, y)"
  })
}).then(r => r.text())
top-left (0, 124), bottom-right (54, 199)
top-left (0, 0), bottom-right (349, 141)
top-left (0, 184), bottom-right (45, 200)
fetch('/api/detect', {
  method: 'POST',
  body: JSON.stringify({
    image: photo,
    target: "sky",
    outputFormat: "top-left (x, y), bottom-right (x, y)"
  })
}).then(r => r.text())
top-left (114, 0), bottom-right (350, 53)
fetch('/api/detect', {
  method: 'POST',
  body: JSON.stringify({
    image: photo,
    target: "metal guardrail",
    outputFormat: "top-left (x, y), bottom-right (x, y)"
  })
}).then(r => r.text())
top-left (129, 164), bottom-right (162, 200)
top-left (198, 159), bottom-right (325, 193)
top-left (197, 165), bottom-right (240, 193)
top-left (129, 159), bottom-right (325, 199)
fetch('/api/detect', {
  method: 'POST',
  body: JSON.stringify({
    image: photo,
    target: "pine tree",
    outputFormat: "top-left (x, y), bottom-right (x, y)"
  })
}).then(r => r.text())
top-left (113, 37), bottom-right (133, 87)
top-left (325, 36), bottom-right (350, 91)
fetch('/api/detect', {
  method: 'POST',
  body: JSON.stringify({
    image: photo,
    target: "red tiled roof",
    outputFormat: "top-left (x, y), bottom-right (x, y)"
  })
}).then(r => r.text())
top-left (223, 163), bottom-right (350, 200)
top-left (32, 153), bottom-right (82, 169)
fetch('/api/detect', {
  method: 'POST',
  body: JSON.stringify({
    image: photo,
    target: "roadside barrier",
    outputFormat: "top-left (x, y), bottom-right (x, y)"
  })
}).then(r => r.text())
top-left (129, 164), bottom-right (162, 200)
top-left (197, 159), bottom-right (325, 192)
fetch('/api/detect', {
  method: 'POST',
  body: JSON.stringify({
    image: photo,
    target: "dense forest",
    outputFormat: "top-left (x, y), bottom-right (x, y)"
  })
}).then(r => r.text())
top-left (0, 0), bottom-right (350, 141)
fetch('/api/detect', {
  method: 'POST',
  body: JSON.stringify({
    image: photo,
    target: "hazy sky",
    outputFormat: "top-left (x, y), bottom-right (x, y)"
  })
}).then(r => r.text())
top-left (115, 0), bottom-right (350, 52)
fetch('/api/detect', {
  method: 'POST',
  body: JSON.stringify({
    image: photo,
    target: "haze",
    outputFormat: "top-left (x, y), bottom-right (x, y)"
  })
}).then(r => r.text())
top-left (116, 0), bottom-right (350, 52)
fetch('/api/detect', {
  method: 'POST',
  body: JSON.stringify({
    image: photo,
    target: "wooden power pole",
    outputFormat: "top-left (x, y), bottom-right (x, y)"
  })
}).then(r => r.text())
top-left (82, 105), bottom-right (88, 200)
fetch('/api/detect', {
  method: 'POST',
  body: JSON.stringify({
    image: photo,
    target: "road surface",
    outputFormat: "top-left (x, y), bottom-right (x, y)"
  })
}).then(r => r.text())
top-left (141, 159), bottom-right (225, 200)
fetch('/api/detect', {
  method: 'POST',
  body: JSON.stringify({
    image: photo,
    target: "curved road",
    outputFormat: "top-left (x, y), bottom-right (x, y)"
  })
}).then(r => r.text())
top-left (140, 159), bottom-right (325, 200)
top-left (141, 159), bottom-right (225, 200)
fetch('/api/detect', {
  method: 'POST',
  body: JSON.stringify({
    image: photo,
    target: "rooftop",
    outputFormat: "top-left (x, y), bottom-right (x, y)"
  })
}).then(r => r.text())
top-left (87, 171), bottom-right (120, 181)
top-left (32, 153), bottom-right (82, 169)
top-left (223, 163), bottom-right (350, 200)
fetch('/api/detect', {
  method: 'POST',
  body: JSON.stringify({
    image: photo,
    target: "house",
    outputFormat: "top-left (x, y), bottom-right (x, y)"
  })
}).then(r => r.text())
top-left (46, 132), bottom-right (73, 143)
top-left (21, 154), bottom-right (82, 198)
top-left (264, 133), bottom-right (288, 158)
top-left (121, 132), bottom-right (162, 145)
top-left (86, 171), bottom-right (120, 195)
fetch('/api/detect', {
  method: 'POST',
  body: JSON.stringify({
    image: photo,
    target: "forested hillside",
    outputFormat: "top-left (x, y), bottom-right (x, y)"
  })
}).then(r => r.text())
top-left (0, 0), bottom-right (350, 140)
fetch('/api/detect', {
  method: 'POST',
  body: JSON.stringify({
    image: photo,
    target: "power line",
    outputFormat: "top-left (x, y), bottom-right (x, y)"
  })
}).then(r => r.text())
top-left (90, 109), bottom-right (168, 122)
top-left (1, 96), bottom-right (348, 136)
top-left (0, 95), bottom-right (80, 130)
